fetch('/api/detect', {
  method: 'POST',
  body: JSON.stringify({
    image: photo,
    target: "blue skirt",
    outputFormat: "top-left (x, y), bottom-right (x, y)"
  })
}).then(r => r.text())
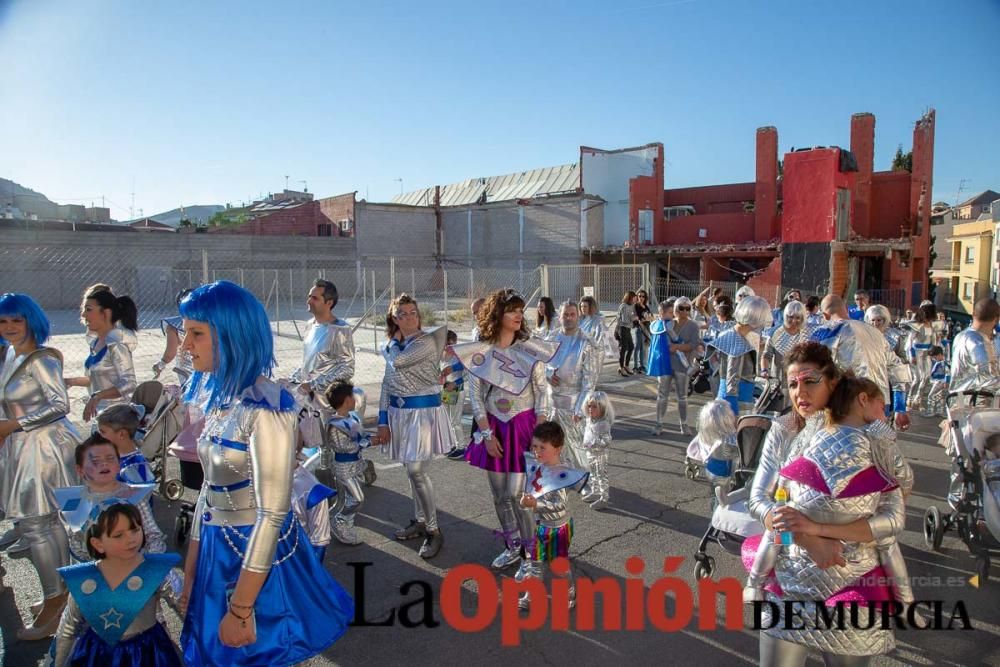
top-left (69, 622), bottom-right (181, 667)
top-left (181, 512), bottom-right (354, 667)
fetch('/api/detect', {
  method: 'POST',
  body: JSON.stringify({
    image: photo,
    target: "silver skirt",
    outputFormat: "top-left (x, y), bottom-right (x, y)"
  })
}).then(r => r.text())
top-left (386, 404), bottom-right (455, 462)
top-left (0, 418), bottom-right (81, 518)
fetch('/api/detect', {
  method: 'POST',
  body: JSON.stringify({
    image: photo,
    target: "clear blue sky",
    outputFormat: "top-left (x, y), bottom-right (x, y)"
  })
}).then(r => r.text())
top-left (2, 0), bottom-right (998, 219)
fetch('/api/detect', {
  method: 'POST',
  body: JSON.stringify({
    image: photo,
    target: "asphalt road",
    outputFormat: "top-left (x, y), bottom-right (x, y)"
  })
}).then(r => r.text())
top-left (2, 367), bottom-right (999, 666)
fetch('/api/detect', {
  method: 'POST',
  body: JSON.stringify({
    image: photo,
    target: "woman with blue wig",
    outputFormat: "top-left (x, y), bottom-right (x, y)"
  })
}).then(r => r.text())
top-left (175, 281), bottom-right (353, 666)
top-left (0, 293), bottom-right (82, 640)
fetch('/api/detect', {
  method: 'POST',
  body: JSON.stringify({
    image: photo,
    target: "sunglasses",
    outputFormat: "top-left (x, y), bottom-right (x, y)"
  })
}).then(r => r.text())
top-left (676, 306), bottom-right (691, 311)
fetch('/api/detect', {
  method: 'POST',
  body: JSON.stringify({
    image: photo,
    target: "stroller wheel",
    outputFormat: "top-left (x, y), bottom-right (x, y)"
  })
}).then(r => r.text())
top-left (174, 513), bottom-right (191, 547)
top-left (163, 479), bottom-right (185, 502)
top-left (363, 460), bottom-right (377, 487)
top-left (693, 556), bottom-right (715, 580)
top-left (685, 465), bottom-right (698, 481)
top-left (923, 506), bottom-right (945, 551)
top-left (974, 555), bottom-right (990, 585)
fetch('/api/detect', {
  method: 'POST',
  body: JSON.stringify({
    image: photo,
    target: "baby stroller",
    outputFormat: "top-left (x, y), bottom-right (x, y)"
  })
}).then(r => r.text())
top-left (687, 356), bottom-right (713, 397)
top-left (924, 391), bottom-right (1000, 583)
top-left (753, 377), bottom-right (786, 416)
top-left (691, 414), bottom-right (771, 579)
top-left (132, 381), bottom-right (187, 500)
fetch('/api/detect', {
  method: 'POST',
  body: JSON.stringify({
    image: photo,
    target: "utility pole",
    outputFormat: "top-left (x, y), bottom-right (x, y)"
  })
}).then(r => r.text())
top-left (284, 175), bottom-right (290, 190)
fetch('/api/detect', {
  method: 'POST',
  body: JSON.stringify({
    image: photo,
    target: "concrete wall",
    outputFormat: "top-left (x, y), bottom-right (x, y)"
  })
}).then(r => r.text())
top-left (356, 202), bottom-right (438, 258)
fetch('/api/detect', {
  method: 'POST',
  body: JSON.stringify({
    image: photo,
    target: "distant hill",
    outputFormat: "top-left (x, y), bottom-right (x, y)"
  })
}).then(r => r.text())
top-left (0, 177), bottom-right (55, 203)
top-left (127, 205), bottom-right (225, 227)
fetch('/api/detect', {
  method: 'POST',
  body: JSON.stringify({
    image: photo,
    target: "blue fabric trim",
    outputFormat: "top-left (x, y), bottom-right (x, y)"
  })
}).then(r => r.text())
top-left (209, 479), bottom-right (251, 493)
top-left (241, 386), bottom-right (297, 412)
top-left (334, 452), bottom-right (360, 463)
top-left (305, 483), bottom-right (336, 509)
top-left (705, 457), bottom-right (732, 477)
top-left (378, 410), bottom-right (388, 426)
top-left (892, 390), bottom-right (907, 413)
top-left (84, 344), bottom-right (109, 370)
top-left (387, 393), bottom-right (441, 409)
top-left (210, 435), bottom-right (248, 452)
top-left (809, 322), bottom-right (845, 343)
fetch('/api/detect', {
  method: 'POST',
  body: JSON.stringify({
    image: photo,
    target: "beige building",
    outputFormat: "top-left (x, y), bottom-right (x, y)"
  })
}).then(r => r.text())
top-left (933, 218), bottom-right (994, 318)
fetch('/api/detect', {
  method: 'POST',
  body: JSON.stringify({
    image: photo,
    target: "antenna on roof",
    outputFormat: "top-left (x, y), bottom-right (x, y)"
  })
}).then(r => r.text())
top-left (299, 180), bottom-right (308, 193)
top-left (284, 175), bottom-right (290, 190)
top-left (954, 179), bottom-right (970, 207)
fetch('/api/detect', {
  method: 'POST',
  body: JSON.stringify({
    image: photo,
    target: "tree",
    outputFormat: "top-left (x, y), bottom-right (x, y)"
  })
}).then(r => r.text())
top-left (891, 145), bottom-right (913, 173)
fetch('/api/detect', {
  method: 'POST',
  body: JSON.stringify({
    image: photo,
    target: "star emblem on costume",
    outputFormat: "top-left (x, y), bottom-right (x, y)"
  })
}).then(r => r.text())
top-left (100, 607), bottom-right (124, 629)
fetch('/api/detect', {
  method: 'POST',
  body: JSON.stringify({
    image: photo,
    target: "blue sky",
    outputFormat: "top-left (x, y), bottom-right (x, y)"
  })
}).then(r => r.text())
top-left (2, 0), bottom-right (998, 219)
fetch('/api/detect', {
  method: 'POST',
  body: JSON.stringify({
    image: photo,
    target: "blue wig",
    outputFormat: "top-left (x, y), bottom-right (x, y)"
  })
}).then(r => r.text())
top-left (0, 293), bottom-right (51, 346)
top-left (179, 281), bottom-right (275, 411)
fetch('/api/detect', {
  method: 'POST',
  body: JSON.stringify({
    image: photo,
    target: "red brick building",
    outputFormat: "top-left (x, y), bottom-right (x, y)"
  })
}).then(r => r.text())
top-left (620, 110), bottom-right (935, 309)
top-left (209, 192), bottom-right (357, 237)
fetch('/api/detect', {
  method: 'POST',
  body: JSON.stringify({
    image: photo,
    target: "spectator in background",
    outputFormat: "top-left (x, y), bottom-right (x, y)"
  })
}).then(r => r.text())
top-left (849, 290), bottom-right (870, 321)
top-left (616, 291), bottom-right (637, 376)
top-left (535, 297), bottom-right (557, 339)
top-left (632, 290), bottom-right (653, 374)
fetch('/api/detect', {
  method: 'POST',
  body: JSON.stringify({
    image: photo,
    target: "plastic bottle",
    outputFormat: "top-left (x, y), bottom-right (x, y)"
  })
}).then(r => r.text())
top-left (773, 487), bottom-right (793, 546)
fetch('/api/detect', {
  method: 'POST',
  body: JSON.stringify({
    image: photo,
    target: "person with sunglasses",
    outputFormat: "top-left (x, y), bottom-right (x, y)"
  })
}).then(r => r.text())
top-left (760, 301), bottom-right (811, 410)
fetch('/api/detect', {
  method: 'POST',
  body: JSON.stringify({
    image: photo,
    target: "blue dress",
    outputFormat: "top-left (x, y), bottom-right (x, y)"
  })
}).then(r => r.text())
top-left (180, 378), bottom-right (353, 666)
top-left (646, 319), bottom-right (673, 377)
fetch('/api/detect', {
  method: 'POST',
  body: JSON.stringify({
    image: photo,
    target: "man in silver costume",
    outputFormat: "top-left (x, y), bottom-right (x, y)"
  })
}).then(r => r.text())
top-left (812, 295), bottom-right (912, 431)
top-left (949, 297), bottom-right (1000, 399)
top-left (545, 301), bottom-right (598, 470)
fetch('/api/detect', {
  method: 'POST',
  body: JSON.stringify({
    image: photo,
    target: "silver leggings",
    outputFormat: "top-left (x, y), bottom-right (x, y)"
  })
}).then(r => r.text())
top-left (405, 460), bottom-right (438, 532)
top-left (759, 633), bottom-right (872, 667)
top-left (656, 373), bottom-right (688, 425)
top-left (21, 513), bottom-right (69, 599)
top-left (583, 448), bottom-right (610, 501)
top-left (486, 471), bottom-right (534, 549)
top-left (334, 474), bottom-right (365, 528)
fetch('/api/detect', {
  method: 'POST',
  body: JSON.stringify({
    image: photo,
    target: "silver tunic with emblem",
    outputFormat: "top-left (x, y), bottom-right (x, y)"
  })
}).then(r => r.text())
top-left (812, 319), bottom-right (912, 403)
top-left (762, 326), bottom-right (810, 384)
top-left (379, 327), bottom-right (454, 462)
top-left (454, 338), bottom-right (557, 423)
top-left (191, 378), bottom-right (298, 573)
top-left (86, 328), bottom-right (138, 413)
top-left (0, 347), bottom-right (81, 518)
top-left (949, 328), bottom-right (1000, 396)
top-left (546, 329), bottom-right (598, 468)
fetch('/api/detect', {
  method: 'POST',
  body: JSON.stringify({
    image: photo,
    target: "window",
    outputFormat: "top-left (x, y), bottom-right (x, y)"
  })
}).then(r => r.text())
top-left (965, 245), bottom-right (975, 264)
top-left (638, 209), bottom-right (653, 244)
top-left (317, 223), bottom-right (333, 237)
top-left (963, 282), bottom-right (974, 299)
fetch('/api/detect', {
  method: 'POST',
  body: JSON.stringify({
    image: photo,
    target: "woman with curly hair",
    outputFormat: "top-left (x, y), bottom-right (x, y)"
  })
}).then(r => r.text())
top-left (450, 289), bottom-right (558, 580)
top-left (376, 293), bottom-right (454, 559)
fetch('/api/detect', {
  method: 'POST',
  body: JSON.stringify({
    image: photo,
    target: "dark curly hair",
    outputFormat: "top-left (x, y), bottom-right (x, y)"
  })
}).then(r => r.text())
top-left (784, 341), bottom-right (839, 381)
top-left (477, 289), bottom-right (530, 343)
top-left (385, 293), bottom-right (420, 339)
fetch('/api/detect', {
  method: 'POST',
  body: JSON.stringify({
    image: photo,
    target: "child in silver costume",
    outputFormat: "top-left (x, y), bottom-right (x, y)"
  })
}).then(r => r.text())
top-left (744, 376), bottom-right (914, 605)
top-left (322, 381), bottom-right (371, 546)
top-left (518, 422), bottom-right (589, 611)
top-left (580, 391), bottom-right (614, 509)
top-left (924, 345), bottom-right (949, 418)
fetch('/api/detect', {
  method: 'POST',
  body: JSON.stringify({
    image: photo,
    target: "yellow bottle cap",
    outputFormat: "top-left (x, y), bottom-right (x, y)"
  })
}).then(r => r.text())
top-left (775, 487), bottom-right (788, 502)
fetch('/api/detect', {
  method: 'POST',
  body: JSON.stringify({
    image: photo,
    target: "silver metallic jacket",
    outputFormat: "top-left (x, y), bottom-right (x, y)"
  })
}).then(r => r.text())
top-left (949, 328), bottom-right (1000, 395)
top-left (762, 326), bottom-right (810, 382)
top-left (905, 323), bottom-right (936, 357)
top-left (546, 329), bottom-right (598, 417)
top-left (86, 329), bottom-right (138, 412)
top-left (708, 329), bottom-right (759, 396)
top-left (325, 413), bottom-right (369, 479)
top-left (290, 318), bottom-right (356, 401)
top-left (523, 455), bottom-right (587, 528)
top-left (378, 328), bottom-right (448, 413)
top-left (578, 314), bottom-right (605, 346)
top-left (452, 338), bottom-right (557, 423)
top-left (766, 425), bottom-right (906, 655)
top-left (582, 418), bottom-right (612, 451)
top-left (191, 378), bottom-right (298, 573)
top-left (0, 347), bottom-right (80, 518)
top-left (811, 319), bottom-right (912, 403)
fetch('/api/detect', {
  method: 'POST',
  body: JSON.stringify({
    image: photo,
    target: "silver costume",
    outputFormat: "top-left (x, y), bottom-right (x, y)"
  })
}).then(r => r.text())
top-left (581, 416), bottom-right (612, 504)
top-left (54, 483), bottom-right (165, 563)
top-left (324, 413), bottom-right (369, 544)
top-left (453, 336), bottom-right (556, 572)
top-left (707, 328), bottom-right (760, 415)
top-left (749, 415), bottom-right (912, 660)
top-left (810, 319), bottom-right (912, 408)
top-left (0, 346), bottom-right (80, 599)
top-left (762, 325), bottom-right (810, 387)
top-left (546, 328), bottom-right (598, 469)
top-left (291, 463), bottom-right (333, 551)
top-left (906, 323), bottom-right (936, 410)
top-left (579, 314), bottom-right (610, 378)
top-left (949, 328), bottom-right (1000, 397)
top-left (190, 378), bottom-right (299, 573)
top-left (290, 317), bottom-right (356, 408)
top-left (52, 557), bottom-right (183, 666)
top-left (379, 327), bottom-right (453, 533)
top-left (85, 328), bottom-right (138, 414)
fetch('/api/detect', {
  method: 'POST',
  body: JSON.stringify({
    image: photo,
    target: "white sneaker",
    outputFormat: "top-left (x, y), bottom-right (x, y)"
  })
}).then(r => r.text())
top-left (514, 558), bottom-right (541, 583)
top-left (590, 498), bottom-right (609, 510)
top-left (491, 547), bottom-right (521, 570)
top-left (679, 423), bottom-right (691, 436)
top-left (650, 425), bottom-right (662, 436)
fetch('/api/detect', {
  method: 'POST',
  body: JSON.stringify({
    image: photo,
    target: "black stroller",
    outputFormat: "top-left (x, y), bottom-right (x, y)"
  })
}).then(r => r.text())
top-left (687, 357), bottom-right (713, 397)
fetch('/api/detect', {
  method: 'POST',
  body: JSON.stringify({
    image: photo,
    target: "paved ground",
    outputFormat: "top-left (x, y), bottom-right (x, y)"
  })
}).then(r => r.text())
top-left (2, 364), bottom-right (1000, 666)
